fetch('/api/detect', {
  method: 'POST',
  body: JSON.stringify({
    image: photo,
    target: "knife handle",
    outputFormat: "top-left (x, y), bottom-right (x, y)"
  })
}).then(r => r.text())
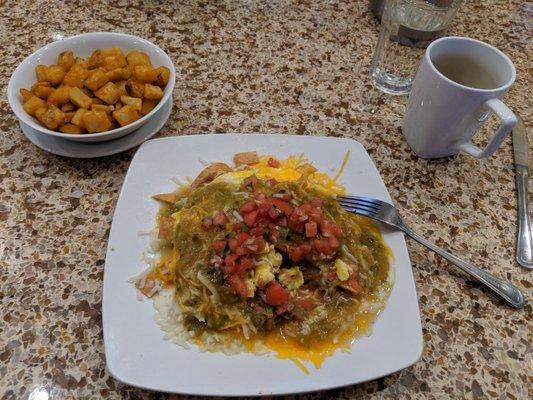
top-left (516, 165), bottom-right (533, 268)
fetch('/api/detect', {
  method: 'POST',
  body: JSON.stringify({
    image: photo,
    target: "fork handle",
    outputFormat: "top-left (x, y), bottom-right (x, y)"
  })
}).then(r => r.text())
top-left (403, 229), bottom-right (525, 309)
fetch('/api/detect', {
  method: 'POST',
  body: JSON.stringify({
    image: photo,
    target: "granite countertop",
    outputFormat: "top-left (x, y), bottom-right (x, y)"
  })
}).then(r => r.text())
top-left (1, 0), bottom-right (531, 399)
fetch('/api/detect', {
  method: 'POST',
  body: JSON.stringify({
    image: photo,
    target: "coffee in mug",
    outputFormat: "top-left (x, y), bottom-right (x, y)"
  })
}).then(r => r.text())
top-left (402, 36), bottom-right (517, 159)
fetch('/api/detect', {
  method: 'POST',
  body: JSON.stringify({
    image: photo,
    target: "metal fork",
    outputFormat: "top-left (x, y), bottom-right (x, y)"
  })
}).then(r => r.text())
top-left (337, 195), bottom-right (525, 309)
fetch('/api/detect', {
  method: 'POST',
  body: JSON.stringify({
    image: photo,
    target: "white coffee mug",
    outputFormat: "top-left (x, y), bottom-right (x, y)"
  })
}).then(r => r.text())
top-left (402, 36), bottom-right (517, 159)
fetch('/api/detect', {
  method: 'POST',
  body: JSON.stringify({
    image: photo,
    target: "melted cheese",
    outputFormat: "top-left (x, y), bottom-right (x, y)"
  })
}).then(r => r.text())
top-left (250, 311), bottom-right (376, 373)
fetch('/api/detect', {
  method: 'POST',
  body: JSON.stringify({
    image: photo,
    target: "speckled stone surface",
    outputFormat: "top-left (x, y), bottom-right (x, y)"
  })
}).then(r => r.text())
top-left (1, 0), bottom-right (532, 399)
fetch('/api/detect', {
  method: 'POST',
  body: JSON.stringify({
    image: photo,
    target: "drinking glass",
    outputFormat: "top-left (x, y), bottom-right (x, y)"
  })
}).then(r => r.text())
top-left (370, 0), bottom-right (463, 95)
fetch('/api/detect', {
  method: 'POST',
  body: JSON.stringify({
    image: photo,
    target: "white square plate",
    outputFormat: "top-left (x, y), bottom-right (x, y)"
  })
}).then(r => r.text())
top-left (103, 134), bottom-right (423, 396)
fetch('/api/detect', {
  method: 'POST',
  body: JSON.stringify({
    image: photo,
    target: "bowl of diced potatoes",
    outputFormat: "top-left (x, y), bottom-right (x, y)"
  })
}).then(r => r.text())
top-left (8, 32), bottom-right (175, 142)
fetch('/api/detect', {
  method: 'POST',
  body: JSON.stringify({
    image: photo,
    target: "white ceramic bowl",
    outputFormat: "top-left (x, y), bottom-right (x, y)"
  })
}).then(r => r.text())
top-left (8, 32), bottom-right (175, 143)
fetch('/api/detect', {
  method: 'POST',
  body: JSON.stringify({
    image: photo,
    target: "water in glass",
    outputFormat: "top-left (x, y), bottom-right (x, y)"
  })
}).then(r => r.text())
top-left (370, 0), bottom-right (462, 95)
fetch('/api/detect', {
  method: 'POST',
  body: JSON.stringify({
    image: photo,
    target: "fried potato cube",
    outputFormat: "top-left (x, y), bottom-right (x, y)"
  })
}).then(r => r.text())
top-left (126, 50), bottom-right (151, 67)
top-left (31, 82), bottom-right (55, 99)
top-left (60, 123), bottom-right (85, 134)
top-left (47, 86), bottom-right (72, 106)
top-left (43, 65), bottom-right (66, 86)
top-left (120, 95), bottom-right (142, 111)
top-left (41, 105), bottom-right (66, 130)
top-left (106, 68), bottom-right (131, 82)
top-left (35, 65), bottom-right (48, 82)
top-left (94, 82), bottom-right (122, 105)
top-left (91, 104), bottom-right (113, 113)
top-left (23, 95), bottom-right (47, 116)
top-left (114, 101), bottom-right (123, 111)
top-left (20, 88), bottom-right (33, 102)
top-left (61, 102), bottom-right (76, 112)
top-left (115, 80), bottom-right (127, 94)
top-left (91, 97), bottom-right (105, 105)
top-left (155, 66), bottom-right (170, 87)
top-left (63, 64), bottom-right (89, 88)
top-left (71, 108), bottom-right (88, 127)
top-left (64, 111), bottom-right (75, 123)
top-left (103, 55), bottom-right (127, 71)
top-left (35, 107), bottom-right (47, 123)
top-left (58, 51), bottom-right (75, 71)
top-left (82, 110), bottom-right (112, 133)
top-left (102, 47), bottom-right (125, 58)
top-left (85, 69), bottom-right (109, 91)
top-left (141, 99), bottom-right (158, 115)
top-left (88, 49), bottom-right (105, 69)
top-left (143, 83), bottom-right (163, 100)
top-left (112, 105), bottom-right (140, 126)
top-left (125, 80), bottom-right (144, 97)
top-left (75, 57), bottom-right (89, 69)
top-left (69, 86), bottom-right (92, 109)
top-left (133, 65), bottom-right (159, 83)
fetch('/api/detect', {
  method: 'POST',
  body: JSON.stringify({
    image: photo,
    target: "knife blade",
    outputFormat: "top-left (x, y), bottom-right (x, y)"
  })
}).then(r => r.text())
top-left (513, 115), bottom-right (528, 167)
top-left (512, 114), bottom-right (533, 269)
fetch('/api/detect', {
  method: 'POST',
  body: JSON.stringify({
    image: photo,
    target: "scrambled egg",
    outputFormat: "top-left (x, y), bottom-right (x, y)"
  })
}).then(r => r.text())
top-left (278, 267), bottom-right (304, 292)
top-left (334, 259), bottom-right (350, 282)
top-left (212, 155), bottom-right (346, 196)
top-left (245, 245), bottom-right (283, 296)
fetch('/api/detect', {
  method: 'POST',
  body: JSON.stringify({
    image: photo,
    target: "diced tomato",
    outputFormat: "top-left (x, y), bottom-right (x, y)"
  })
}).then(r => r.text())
top-left (257, 201), bottom-right (271, 217)
top-left (275, 304), bottom-right (288, 315)
top-left (227, 222), bottom-right (243, 232)
top-left (343, 276), bottom-right (363, 295)
top-left (201, 217), bottom-right (213, 230)
top-left (254, 236), bottom-right (266, 252)
top-left (240, 200), bottom-right (257, 214)
top-left (235, 245), bottom-right (250, 256)
top-left (328, 235), bottom-right (340, 249)
top-left (235, 256), bottom-right (253, 276)
top-left (254, 192), bottom-right (266, 202)
top-left (288, 219), bottom-right (304, 233)
top-left (310, 198), bottom-right (322, 208)
top-left (296, 298), bottom-right (315, 310)
top-left (235, 232), bottom-right (251, 244)
top-left (266, 178), bottom-right (278, 188)
top-left (268, 206), bottom-right (281, 219)
top-left (213, 211), bottom-right (228, 226)
top-left (271, 198), bottom-right (293, 216)
top-left (265, 281), bottom-right (289, 306)
top-left (224, 254), bottom-right (238, 274)
top-left (305, 221), bottom-right (318, 237)
top-left (300, 243), bottom-right (312, 255)
top-left (293, 207), bottom-right (308, 222)
top-left (228, 238), bottom-right (239, 252)
top-left (268, 157), bottom-right (281, 168)
top-left (269, 226), bottom-right (280, 242)
top-left (227, 274), bottom-right (249, 297)
top-left (288, 246), bottom-right (305, 262)
top-left (276, 217), bottom-right (288, 227)
top-left (243, 210), bottom-right (258, 226)
top-left (307, 208), bottom-right (323, 223)
top-left (311, 238), bottom-right (334, 255)
top-left (249, 226), bottom-right (265, 236)
top-left (331, 224), bottom-right (343, 238)
top-left (213, 240), bottom-right (226, 254)
top-left (320, 220), bottom-right (343, 238)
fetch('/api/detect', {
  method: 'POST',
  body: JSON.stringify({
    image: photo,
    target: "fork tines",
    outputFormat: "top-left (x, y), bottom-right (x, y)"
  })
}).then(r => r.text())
top-left (337, 195), bottom-right (382, 217)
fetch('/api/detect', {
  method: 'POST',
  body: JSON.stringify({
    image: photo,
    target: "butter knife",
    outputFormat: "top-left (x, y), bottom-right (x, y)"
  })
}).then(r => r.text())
top-left (513, 114), bottom-right (533, 269)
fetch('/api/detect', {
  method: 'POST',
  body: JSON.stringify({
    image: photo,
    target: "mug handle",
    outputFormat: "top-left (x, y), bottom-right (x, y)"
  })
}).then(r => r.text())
top-left (454, 98), bottom-right (517, 158)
